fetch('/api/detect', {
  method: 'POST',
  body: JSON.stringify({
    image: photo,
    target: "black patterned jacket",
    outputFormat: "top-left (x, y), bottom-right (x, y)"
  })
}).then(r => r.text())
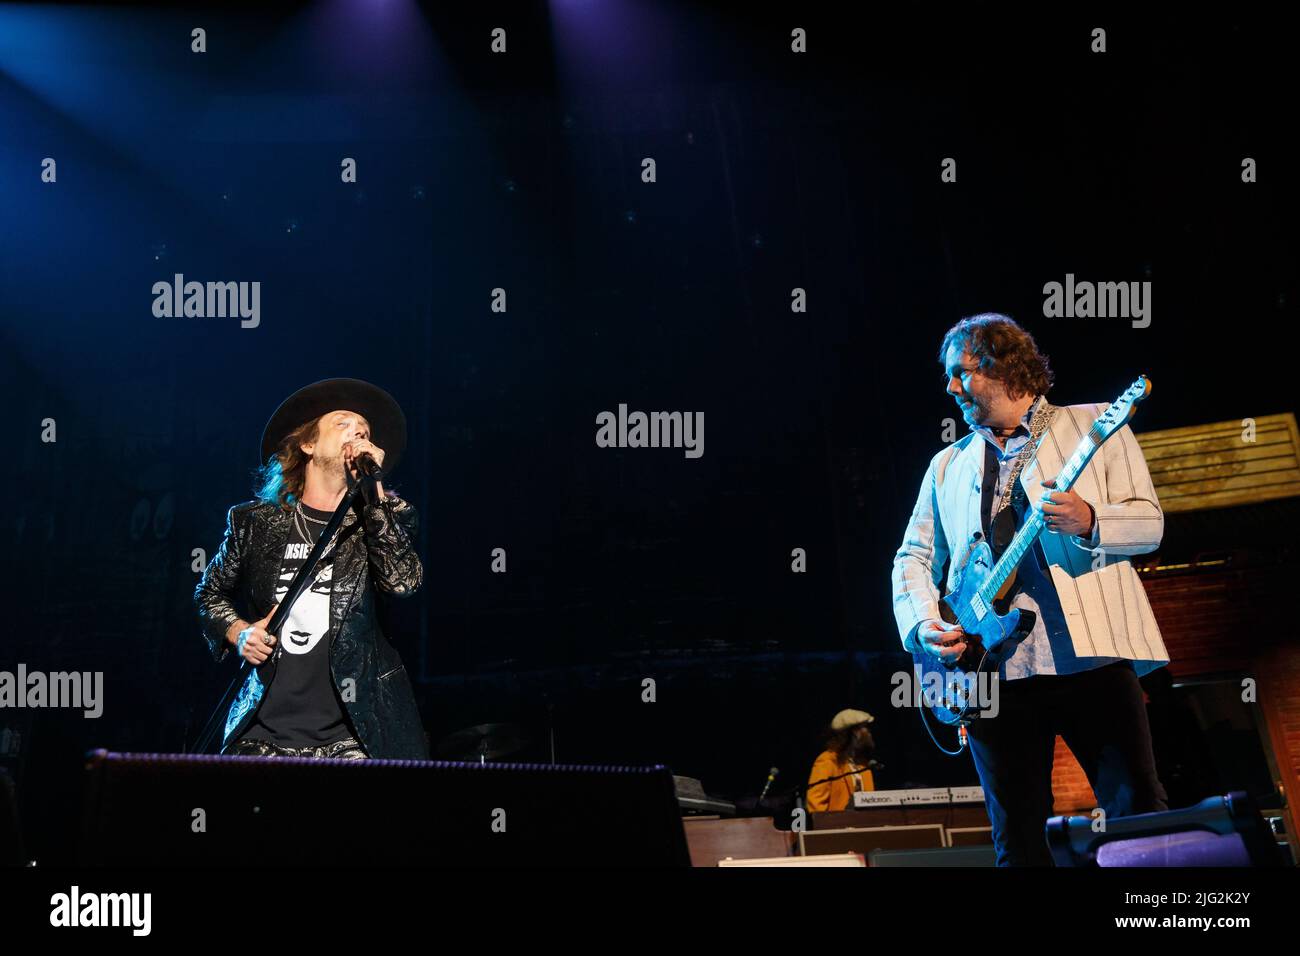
top-left (193, 493), bottom-right (429, 759)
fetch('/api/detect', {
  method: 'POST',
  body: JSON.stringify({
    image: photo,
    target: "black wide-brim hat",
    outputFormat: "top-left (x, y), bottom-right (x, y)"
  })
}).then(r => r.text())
top-left (260, 378), bottom-right (407, 476)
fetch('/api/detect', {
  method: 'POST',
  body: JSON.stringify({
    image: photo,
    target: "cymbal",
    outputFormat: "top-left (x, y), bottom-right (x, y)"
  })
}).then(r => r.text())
top-left (437, 722), bottom-right (529, 760)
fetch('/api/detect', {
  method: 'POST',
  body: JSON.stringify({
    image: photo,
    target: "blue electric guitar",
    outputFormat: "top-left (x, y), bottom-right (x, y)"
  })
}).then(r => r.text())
top-left (915, 375), bottom-right (1152, 726)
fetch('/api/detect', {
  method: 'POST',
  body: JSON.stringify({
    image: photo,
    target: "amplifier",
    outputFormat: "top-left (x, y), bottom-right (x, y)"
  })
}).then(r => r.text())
top-left (799, 823), bottom-right (945, 860)
top-left (719, 852), bottom-right (864, 867)
top-left (869, 844), bottom-right (997, 867)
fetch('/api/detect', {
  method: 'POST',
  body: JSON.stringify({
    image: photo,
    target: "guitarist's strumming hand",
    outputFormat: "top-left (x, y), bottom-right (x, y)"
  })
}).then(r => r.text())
top-left (915, 619), bottom-right (967, 662)
top-left (1040, 478), bottom-right (1096, 538)
top-left (230, 604), bottom-right (279, 665)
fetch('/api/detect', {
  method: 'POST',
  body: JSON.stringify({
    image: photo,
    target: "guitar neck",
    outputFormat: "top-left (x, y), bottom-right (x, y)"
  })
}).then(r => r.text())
top-left (977, 423), bottom-right (1103, 604)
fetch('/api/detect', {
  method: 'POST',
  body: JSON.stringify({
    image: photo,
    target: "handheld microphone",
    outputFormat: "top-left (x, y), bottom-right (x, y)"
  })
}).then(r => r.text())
top-left (758, 767), bottom-right (780, 803)
top-left (355, 452), bottom-right (382, 476)
top-left (347, 445), bottom-right (384, 481)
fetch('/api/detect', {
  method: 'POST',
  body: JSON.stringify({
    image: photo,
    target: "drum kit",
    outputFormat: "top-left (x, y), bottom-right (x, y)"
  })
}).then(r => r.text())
top-left (435, 722), bottom-right (531, 764)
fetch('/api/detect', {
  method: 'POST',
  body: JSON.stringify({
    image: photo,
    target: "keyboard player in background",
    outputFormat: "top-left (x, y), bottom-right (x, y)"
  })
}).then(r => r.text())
top-left (806, 709), bottom-right (878, 812)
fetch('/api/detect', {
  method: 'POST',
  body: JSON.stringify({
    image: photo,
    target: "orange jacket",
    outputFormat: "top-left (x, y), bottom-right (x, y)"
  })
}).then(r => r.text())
top-left (806, 750), bottom-right (875, 812)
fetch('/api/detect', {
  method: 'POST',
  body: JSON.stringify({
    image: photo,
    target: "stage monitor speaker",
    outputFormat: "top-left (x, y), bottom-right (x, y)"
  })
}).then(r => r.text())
top-left (1045, 791), bottom-right (1285, 867)
top-left (79, 750), bottom-right (690, 867)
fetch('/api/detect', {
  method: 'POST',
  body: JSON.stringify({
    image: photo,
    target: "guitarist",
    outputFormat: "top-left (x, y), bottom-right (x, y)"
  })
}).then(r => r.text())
top-left (892, 314), bottom-right (1169, 865)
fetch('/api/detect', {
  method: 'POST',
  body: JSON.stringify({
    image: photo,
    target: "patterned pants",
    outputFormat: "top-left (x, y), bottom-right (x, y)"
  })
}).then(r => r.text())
top-left (228, 736), bottom-right (369, 760)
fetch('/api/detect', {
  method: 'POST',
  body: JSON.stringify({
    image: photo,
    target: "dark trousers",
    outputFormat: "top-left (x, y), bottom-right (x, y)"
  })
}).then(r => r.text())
top-left (966, 660), bottom-right (1168, 866)
top-left (228, 736), bottom-right (369, 760)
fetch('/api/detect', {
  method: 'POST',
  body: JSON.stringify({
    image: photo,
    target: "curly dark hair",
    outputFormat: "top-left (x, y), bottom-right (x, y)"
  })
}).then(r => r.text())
top-left (938, 313), bottom-right (1054, 400)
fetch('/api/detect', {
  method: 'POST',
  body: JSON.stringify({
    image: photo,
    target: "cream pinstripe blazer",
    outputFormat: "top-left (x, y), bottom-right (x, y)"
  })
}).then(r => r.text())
top-left (891, 401), bottom-right (1170, 676)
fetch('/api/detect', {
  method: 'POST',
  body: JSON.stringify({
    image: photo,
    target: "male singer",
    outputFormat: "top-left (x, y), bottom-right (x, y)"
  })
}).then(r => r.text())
top-left (195, 378), bottom-right (429, 759)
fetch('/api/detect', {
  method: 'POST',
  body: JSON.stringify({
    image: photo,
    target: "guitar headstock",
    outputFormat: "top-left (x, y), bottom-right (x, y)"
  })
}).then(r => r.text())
top-left (1093, 375), bottom-right (1151, 441)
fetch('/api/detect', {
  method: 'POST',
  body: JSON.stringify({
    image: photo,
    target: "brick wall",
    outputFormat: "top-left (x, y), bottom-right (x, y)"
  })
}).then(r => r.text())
top-left (1051, 736), bottom-right (1097, 813)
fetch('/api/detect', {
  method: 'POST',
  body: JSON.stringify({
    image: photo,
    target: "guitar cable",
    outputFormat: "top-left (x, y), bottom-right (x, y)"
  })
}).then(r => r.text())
top-left (917, 645), bottom-right (995, 757)
top-left (917, 697), bottom-right (966, 756)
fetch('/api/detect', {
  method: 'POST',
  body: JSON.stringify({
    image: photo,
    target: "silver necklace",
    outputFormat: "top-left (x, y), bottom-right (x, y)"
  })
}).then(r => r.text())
top-left (292, 501), bottom-right (337, 560)
top-left (296, 500), bottom-right (328, 524)
top-left (291, 504), bottom-right (310, 544)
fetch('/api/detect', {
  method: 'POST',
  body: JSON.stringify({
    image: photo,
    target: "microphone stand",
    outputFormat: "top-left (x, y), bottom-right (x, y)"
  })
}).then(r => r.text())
top-left (780, 764), bottom-right (882, 824)
top-left (189, 459), bottom-right (382, 754)
top-left (800, 765), bottom-right (881, 796)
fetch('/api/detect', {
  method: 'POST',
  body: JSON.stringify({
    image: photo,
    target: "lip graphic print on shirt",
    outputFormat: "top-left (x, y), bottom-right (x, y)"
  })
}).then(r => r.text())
top-left (275, 560), bottom-right (332, 655)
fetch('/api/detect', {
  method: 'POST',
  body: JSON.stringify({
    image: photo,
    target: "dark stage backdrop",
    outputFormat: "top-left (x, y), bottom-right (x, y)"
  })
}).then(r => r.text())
top-left (1, 4), bottom-right (1294, 860)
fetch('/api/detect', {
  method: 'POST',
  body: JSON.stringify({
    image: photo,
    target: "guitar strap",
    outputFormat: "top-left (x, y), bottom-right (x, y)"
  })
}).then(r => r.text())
top-left (984, 398), bottom-right (1058, 573)
top-left (991, 396), bottom-right (1057, 523)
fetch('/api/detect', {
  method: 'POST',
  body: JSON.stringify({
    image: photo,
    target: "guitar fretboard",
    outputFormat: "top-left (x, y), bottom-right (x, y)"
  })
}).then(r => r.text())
top-left (975, 422), bottom-right (1104, 606)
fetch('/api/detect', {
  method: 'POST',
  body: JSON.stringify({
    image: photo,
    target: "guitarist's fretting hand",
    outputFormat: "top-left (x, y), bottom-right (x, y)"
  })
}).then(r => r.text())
top-left (1040, 478), bottom-right (1096, 538)
top-left (915, 619), bottom-right (967, 662)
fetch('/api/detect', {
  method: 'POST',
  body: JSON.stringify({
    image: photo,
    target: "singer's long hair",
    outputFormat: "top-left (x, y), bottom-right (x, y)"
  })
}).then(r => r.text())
top-left (254, 415), bottom-right (322, 512)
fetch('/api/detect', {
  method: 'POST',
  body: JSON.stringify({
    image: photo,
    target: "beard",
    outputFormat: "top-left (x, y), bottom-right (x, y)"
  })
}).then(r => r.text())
top-left (959, 389), bottom-right (995, 425)
top-left (847, 736), bottom-right (875, 763)
top-left (311, 450), bottom-right (346, 478)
